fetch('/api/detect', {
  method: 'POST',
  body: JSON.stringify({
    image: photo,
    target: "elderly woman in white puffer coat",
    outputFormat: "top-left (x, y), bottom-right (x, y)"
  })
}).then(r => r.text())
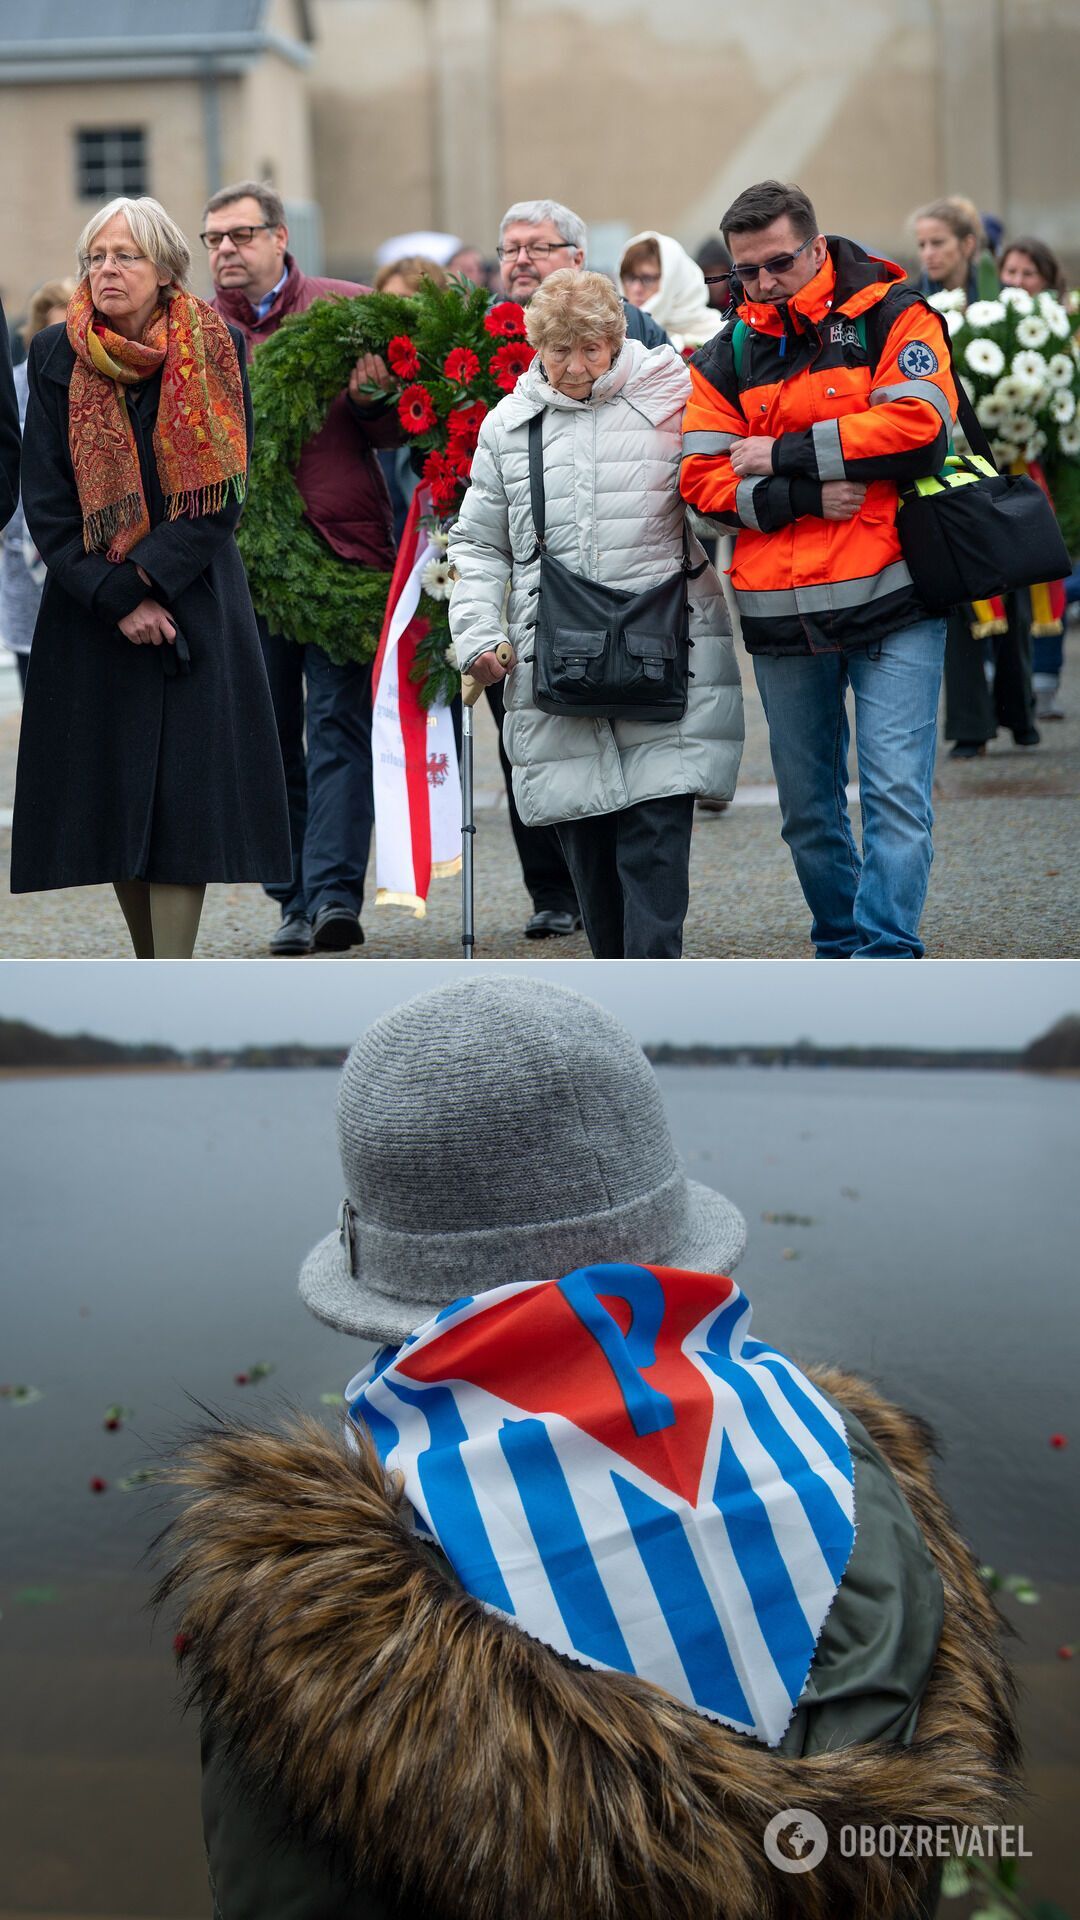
top-left (449, 270), bottom-right (743, 959)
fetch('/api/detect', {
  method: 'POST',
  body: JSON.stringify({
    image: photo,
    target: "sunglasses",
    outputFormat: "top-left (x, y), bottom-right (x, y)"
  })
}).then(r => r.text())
top-left (704, 235), bottom-right (816, 287)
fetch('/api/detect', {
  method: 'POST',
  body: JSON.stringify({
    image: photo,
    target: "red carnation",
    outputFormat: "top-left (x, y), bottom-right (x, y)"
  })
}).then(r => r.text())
top-left (386, 335), bottom-right (420, 379)
top-left (1050, 1433), bottom-right (1068, 1449)
top-left (443, 346), bottom-right (481, 386)
top-left (490, 340), bottom-right (534, 393)
top-left (397, 383), bottom-right (438, 435)
top-left (234, 1372), bottom-right (249, 1386)
top-left (447, 400), bottom-right (488, 454)
top-left (484, 301), bottom-right (528, 339)
top-left (89, 1477), bottom-right (107, 1494)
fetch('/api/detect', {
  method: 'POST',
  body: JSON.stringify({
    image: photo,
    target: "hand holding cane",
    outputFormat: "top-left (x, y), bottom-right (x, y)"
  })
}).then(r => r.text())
top-left (461, 641), bottom-right (514, 958)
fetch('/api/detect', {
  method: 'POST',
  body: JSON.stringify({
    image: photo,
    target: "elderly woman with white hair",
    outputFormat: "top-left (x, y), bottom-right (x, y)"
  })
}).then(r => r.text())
top-left (10, 194), bottom-right (289, 956)
top-left (449, 270), bottom-right (743, 958)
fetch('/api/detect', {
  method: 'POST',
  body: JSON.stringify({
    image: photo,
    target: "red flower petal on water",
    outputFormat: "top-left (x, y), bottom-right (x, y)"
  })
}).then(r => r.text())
top-left (104, 1417), bottom-right (120, 1431)
top-left (1057, 1645), bottom-right (1075, 1660)
top-left (397, 383), bottom-right (438, 435)
top-left (89, 1477), bottom-right (107, 1494)
top-left (484, 301), bottom-right (528, 339)
top-left (386, 335), bottom-right (420, 379)
top-left (173, 1631), bottom-right (192, 1659)
top-left (1050, 1434), bottom-right (1068, 1449)
top-left (234, 1373), bottom-right (249, 1386)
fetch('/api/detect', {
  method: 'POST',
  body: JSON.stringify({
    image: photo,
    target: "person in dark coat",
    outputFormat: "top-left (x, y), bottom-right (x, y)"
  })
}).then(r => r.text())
top-left (0, 296), bottom-right (19, 529)
top-left (205, 179), bottom-right (404, 957)
top-left (9, 195), bottom-right (290, 956)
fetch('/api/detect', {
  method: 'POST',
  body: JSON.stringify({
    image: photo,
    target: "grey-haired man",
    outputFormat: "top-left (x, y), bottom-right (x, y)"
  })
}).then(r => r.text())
top-left (485, 199), bottom-right (670, 939)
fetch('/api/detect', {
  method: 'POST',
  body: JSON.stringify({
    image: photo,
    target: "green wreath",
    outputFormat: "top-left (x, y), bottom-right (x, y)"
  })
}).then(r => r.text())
top-left (237, 288), bottom-right (460, 700)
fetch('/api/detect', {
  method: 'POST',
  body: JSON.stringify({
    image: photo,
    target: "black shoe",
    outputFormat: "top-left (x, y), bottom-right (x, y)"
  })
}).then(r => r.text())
top-left (312, 902), bottom-right (364, 950)
top-left (948, 740), bottom-right (986, 760)
top-left (269, 912), bottom-right (313, 956)
top-left (1012, 726), bottom-right (1041, 747)
top-left (524, 908), bottom-right (582, 939)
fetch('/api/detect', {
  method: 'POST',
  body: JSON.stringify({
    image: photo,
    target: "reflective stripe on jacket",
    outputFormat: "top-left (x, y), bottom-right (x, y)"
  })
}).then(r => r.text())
top-left (680, 237), bottom-right (958, 654)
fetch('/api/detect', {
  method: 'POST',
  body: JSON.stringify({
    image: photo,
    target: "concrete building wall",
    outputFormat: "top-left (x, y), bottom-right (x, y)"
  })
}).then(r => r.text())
top-left (308, 0), bottom-right (1079, 280)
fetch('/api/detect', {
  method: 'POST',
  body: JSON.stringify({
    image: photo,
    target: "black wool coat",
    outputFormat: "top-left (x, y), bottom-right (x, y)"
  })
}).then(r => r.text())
top-left (0, 299), bottom-right (20, 529)
top-left (10, 322), bottom-right (291, 892)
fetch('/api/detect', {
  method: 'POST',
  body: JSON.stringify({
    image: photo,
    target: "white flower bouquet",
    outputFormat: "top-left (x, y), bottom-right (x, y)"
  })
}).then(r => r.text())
top-left (929, 285), bottom-right (1080, 548)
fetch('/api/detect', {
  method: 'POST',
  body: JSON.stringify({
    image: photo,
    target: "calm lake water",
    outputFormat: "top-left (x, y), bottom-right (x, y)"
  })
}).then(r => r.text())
top-left (2, 1066), bottom-right (1077, 1915)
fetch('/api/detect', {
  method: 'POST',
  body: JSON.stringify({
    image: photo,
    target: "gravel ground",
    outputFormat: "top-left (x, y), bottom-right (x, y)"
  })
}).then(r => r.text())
top-left (2, 630), bottom-right (1077, 958)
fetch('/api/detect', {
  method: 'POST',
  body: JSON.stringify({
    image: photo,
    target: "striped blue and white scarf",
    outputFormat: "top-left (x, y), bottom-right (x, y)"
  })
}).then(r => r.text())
top-left (345, 1263), bottom-right (855, 1747)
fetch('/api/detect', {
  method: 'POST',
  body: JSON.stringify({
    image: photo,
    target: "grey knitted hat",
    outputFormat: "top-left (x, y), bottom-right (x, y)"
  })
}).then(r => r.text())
top-left (298, 977), bottom-right (747, 1345)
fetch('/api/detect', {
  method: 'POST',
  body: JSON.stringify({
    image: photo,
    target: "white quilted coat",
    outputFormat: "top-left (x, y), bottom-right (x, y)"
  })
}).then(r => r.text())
top-left (448, 340), bottom-right (744, 828)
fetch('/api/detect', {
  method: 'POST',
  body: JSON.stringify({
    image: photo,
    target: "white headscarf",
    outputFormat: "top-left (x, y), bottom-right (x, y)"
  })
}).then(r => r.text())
top-left (621, 231), bottom-right (723, 352)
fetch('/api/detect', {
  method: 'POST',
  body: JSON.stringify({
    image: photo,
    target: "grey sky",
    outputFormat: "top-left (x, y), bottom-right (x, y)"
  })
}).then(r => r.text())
top-left (2, 960), bottom-right (1076, 1050)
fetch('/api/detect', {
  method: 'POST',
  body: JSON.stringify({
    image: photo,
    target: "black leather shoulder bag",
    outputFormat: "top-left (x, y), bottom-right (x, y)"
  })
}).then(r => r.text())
top-left (527, 410), bottom-right (704, 722)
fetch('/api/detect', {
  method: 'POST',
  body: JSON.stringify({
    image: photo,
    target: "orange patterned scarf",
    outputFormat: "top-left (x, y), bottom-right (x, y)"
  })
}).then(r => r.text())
top-left (67, 280), bottom-right (247, 560)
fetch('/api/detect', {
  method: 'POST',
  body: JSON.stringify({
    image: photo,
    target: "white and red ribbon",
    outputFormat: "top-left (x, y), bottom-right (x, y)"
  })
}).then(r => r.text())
top-left (371, 485), bottom-right (461, 915)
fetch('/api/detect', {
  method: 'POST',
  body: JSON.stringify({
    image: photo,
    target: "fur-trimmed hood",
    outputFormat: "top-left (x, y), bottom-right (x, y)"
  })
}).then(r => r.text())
top-left (156, 1366), bottom-right (1020, 1920)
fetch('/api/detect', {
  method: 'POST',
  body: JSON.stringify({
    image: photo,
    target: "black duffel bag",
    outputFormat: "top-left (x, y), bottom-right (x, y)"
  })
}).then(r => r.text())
top-left (527, 412), bottom-right (704, 722)
top-left (895, 377), bottom-right (1071, 611)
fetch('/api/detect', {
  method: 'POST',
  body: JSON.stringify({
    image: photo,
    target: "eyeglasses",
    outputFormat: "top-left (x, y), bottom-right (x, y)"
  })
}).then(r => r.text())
top-left (495, 241), bottom-right (575, 262)
top-left (624, 271), bottom-right (661, 289)
top-left (709, 234), bottom-right (816, 287)
top-left (87, 251), bottom-right (148, 272)
top-left (199, 224), bottom-right (273, 251)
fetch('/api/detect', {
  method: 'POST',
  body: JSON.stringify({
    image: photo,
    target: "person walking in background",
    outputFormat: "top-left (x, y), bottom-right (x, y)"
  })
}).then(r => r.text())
top-left (0, 296), bottom-right (18, 529)
top-left (619, 230), bottom-right (723, 352)
top-left (205, 179), bottom-right (402, 958)
top-left (449, 272), bottom-right (742, 959)
top-left (159, 978), bottom-right (1019, 1920)
top-left (998, 234), bottom-right (1071, 722)
top-left (912, 196), bottom-right (999, 304)
top-left (911, 202), bottom-right (1045, 758)
top-left (681, 180), bottom-right (956, 959)
top-left (1, 280), bottom-right (74, 694)
top-left (9, 196), bottom-right (290, 957)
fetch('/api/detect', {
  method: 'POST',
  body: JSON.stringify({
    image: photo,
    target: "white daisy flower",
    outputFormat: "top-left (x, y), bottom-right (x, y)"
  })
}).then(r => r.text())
top-left (1011, 351), bottom-right (1049, 401)
top-left (927, 288), bottom-right (967, 313)
top-left (1040, 298), bottom-right (1073, 340)
top-left (975, 393), bottom-right (1007, 426)
top-left (965, 299), bottom-right (1006, 329)
top-left (1059, 422), bottom-right (1080, 456)
top-left (992, 439), bottom-right (1020, 464)
top-left (421, 558), bottom-right (453, 601)
top-left (1003, 413), bottom-right (1036, 443)
top-left (1016, 314), bottom-right (1050, 349)
top-left (964, 338), bottom-right (1005, 377)
top-left (1050, 388), bottom-right (1076, 424)
top-left (993, 374), bottom-right (1028, 407)
top-left (1046, 353), bottom-right (1076, 389)
top-left (428, 529), bottom-right (450, 553)
top-left (1000, 287), bottom-right (1034, 315)
top-left (1023, 430), bottom-right (1048, 461)
top-left (943, 307), bottom-right (965, 337)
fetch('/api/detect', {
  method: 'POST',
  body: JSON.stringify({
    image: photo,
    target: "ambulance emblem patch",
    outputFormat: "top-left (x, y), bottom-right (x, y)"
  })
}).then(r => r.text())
top-left (898, 340), bottom-right (939, 377)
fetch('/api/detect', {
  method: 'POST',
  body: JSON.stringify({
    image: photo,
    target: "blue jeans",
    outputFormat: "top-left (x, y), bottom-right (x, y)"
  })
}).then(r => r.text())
top-left (753, 617), bottom-right (946, 958)
top-left (259, 622), bottom-right (375, 920)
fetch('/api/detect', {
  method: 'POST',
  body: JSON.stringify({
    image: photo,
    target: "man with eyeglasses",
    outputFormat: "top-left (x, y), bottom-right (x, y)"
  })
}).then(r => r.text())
top-left (479, 199), bottom-right (670, 940)
top-left (681, 180), bottom-right (957, 960)
top-left (203, 179), bottom-right (401, 958)
top-left (1, 297), bottom-right (19, 531)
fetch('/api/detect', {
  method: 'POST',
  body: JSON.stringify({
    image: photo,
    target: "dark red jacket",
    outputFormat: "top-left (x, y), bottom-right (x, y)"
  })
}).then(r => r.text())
top-left (213, 255), bottom-right (398, 569)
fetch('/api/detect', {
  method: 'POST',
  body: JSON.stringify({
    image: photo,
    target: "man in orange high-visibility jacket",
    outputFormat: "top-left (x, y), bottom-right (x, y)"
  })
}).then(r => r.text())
top-left (681, 180), bottom-right (956, 958)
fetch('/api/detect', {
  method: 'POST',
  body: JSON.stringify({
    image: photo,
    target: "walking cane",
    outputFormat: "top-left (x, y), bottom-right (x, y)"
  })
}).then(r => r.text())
top-left (460, 642), bottom-right (513, 959)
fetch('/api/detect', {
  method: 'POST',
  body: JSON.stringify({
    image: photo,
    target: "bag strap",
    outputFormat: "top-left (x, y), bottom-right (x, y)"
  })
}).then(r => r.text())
top-left (528, 411), bottom-right (547, 552)
top-left (899, 288), bottom-right (1000, 473)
